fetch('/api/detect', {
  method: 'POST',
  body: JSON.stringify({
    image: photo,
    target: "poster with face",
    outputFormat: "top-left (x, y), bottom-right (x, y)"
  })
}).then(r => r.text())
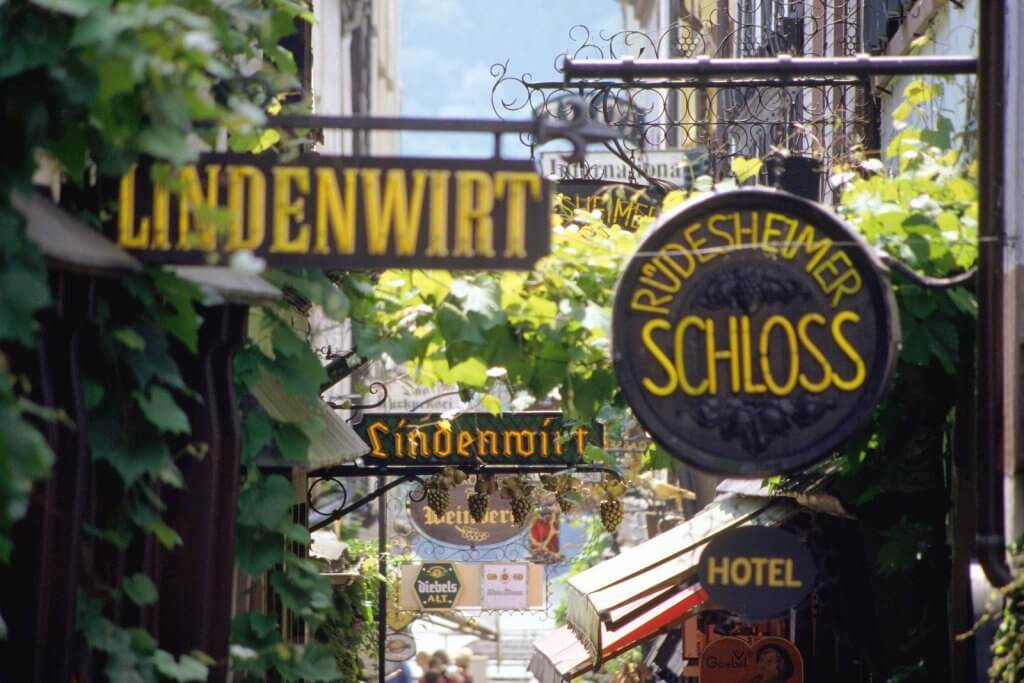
top-left (699, 636), bottom-right (803, 683)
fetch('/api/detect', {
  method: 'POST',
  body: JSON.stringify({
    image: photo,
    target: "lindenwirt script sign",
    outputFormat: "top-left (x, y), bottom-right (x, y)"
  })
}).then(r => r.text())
top-left (355, 412), bottom-right (600, 465)
top-left (115, 154), bottom-right (551, 269)
top-left (612, 189), bottom-right (898, 476)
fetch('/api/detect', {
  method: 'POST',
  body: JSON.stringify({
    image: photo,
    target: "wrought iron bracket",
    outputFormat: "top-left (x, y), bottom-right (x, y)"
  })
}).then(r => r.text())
top-left (561, 54), bottom-right (978, 82)
top-left (308, 473), bottom-right (423, 532)
top-left (266, 95), bottom-right (620, 163)
top-left (306, 462), bottom-right (623, 532)
top-left (879, 253), bottom-right (976, 289)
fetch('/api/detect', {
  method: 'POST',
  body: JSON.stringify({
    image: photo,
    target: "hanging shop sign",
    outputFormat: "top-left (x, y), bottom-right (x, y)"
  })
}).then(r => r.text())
top-left (400, 562), bottom-right (546, 610)
top-left (355, 412), bottom-right (600, 465)
top-left (383, 632), bottom-right (417, 663)
top-left (539, 149), bottom-right (709, 186)
top-left (699, 636), bottom-right (803, 683)
top-left (114, 154), bottom-right (552, 270)
top-left (611, 188), bottom-right (898, 476)
top-left (480, 563), bottom-right (530, 609)
top-left (409, 480), bottom-right (526, 548)
top-left (696, 526), bottom-right (816, 620)
top-left (556, 180), bottom-right (660, 230)
top-left (414, 562), bottom-right (462, 610)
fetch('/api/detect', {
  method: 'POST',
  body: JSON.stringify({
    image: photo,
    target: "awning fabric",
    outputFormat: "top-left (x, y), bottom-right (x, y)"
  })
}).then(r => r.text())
top-left (529, 584), bottom-right (706, 682)
top-left (528, 491), bottom-right (799, 682)
top-left (250, 368), bottom-right (369, 467)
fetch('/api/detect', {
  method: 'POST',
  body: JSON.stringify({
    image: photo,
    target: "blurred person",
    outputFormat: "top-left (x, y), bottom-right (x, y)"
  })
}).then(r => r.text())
top-left (421, 654), bottom-right (452, 683)
top-left (454, 648), bottom-right (474, 683)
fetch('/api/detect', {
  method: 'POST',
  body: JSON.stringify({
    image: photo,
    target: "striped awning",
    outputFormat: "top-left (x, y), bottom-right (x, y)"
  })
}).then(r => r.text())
top-left (528, 491), bottom-right (800, 682)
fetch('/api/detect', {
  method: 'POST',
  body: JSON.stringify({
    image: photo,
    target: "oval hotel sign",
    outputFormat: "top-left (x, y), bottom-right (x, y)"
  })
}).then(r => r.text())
top-left (612, 189), bottom-right (898, 475)
top-left (697, 526), bottom-right (816, 621)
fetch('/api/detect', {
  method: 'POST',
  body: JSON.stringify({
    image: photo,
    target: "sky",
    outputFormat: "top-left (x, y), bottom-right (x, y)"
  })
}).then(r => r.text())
top-left (399, 0), bottom-right (621, 158)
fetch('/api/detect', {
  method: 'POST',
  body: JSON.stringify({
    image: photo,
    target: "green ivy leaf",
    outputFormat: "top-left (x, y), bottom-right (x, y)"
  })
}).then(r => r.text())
top-left (122, 573), bottom-right (158, 606)
top-left (150, 270), bottom-right (203, 353)
top-left (136, 385), bottom-right (190, 435)
top-left (154, 650), bottom-right (209, 682)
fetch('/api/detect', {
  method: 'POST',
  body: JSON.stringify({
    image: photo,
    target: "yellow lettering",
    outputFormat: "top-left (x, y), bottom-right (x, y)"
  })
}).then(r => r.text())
top-left (762, 212), bottom-right (797, 254)
top-left (751, 556), bottom-right (770, 585)
top-left (683, 221), bottom-right (714, 263)
top-left (363, 169), bottom-right (428, 256)
top-left (226, 165), bottom-right (266, 250)
top-left (730, 557), bottom-right (752, 586)
top-left (177, 164), bottom-right (219, 251)
top-left (118, 166), bottom-right (147, 248)
top-left (366, 421), bottom-right (389, 459)
top-left (271, 166), bottom-right (311, 253)
top-left (457, 431), bottom-right (474, 457)
top-left (831, 311), bottom-right (866, 390)
top-left (630, 288), bottom-right (672, 315)
top-left (495, 171), bottom-right (540, 258)
top-left (503, 429), bottom-right (536, 457)
top-left (706, 213), bottom-right (736, 252)
top-left (425, 170), bottom-right (451, 257)
top-left (151, 175), bottom-right (171, 250)
top-left (454, 170), bottom-right (495, 257)
top-left (707, 557), bottom-right (729, 585)
top-left (479, 429), bottom-right (499, 456)
top-left (785, 559), bottom-right (802, 587)
top-left (768, 558), bottom-right (786, 587)
top-left (740, 316), bottom-right (767, 394)
top-left (812, 250), bottom-right (863, 307)
top-left (675, 316), bottom-right (709, 396)
top-left (732, 210), bottom-right (758, 246)
top-left (314, 168), bottom-right (358, 255)
top-left (759, 315), bottom-right (799, 396)
top-left (705, 317), bottom-right (740, 394)
top-left (797, 313), bottom-right (832, 392)
top-left (434, 428), bottom-right (452, 457)
top-left (641, 319), bottom-right (678, 396)
top-left (783, 222), bottom-right (833, 271)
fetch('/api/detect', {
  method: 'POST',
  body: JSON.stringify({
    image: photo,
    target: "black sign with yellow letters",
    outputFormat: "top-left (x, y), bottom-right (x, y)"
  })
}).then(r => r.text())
top-left (612, 189), bottom-right (898, 476)
top-left (556, 180), bottom-right (661, 230)
top-left (355, 412), bottom-right (599, 465)
top-left (115, 154), bottom-right (552, 270)
top-left (697, 526), bottom-right (816, 621)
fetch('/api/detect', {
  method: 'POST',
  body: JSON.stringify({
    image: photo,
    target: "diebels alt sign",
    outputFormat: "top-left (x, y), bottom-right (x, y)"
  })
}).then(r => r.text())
top-left (696, 526), bottom-right (816, 620)
top-left (115, 154), bottom-right (552, 270)
top-left (355, 412), bottom-right (599, 465)
top-left (415, 562), bottom-right (462, 610)
top-left (612, 188), bottom-right (898, 476)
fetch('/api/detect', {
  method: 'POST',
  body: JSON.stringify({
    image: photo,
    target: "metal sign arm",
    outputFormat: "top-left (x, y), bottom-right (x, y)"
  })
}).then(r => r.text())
top-left (266, 95), bottom-right (620, 163)
top-left (560, 54), bottom-right (978, 81)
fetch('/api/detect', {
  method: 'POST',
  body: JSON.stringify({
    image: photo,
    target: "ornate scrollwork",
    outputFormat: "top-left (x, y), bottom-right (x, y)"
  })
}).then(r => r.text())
top-left (494, 4), bottom-right (869, 196)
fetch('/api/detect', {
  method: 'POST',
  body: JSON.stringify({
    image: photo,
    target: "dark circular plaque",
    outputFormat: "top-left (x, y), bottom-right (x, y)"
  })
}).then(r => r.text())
top-left (612, 188), bottom-right (898, 476)
top-left (697, 526), bottom-right (817, 621)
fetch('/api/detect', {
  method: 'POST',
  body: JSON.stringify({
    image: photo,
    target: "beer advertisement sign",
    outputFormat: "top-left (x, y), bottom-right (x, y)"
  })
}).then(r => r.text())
top-left (480, 563), bottom-right (530, 609)
top-left (700, 636), bottom-right (803, 683)
top-left (612, 189), bottom-right (898, 475)
top-left (408, 480), bottom-right (526, 548)
top-left (115, 154), bottom-right (551, 270)
top-left (556, 180), bottom-right (660, 230)
top-left (414, 563), bottom-right (462, 610)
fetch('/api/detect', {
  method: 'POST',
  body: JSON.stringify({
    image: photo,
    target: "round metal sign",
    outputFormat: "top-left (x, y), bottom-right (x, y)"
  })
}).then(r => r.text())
top-left (697, 526), bottom-right (816, 621)
top-left (612, 188), bottom-right (898, 475)
top-left (383, 632), bottom-right (417, 663)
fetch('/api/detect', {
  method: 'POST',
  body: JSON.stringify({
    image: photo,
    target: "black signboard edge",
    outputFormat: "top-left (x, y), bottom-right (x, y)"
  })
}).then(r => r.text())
top-left (695, 525), bottom-right (819, 622)
top-left (611, 187), bottom-right (901, 477)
